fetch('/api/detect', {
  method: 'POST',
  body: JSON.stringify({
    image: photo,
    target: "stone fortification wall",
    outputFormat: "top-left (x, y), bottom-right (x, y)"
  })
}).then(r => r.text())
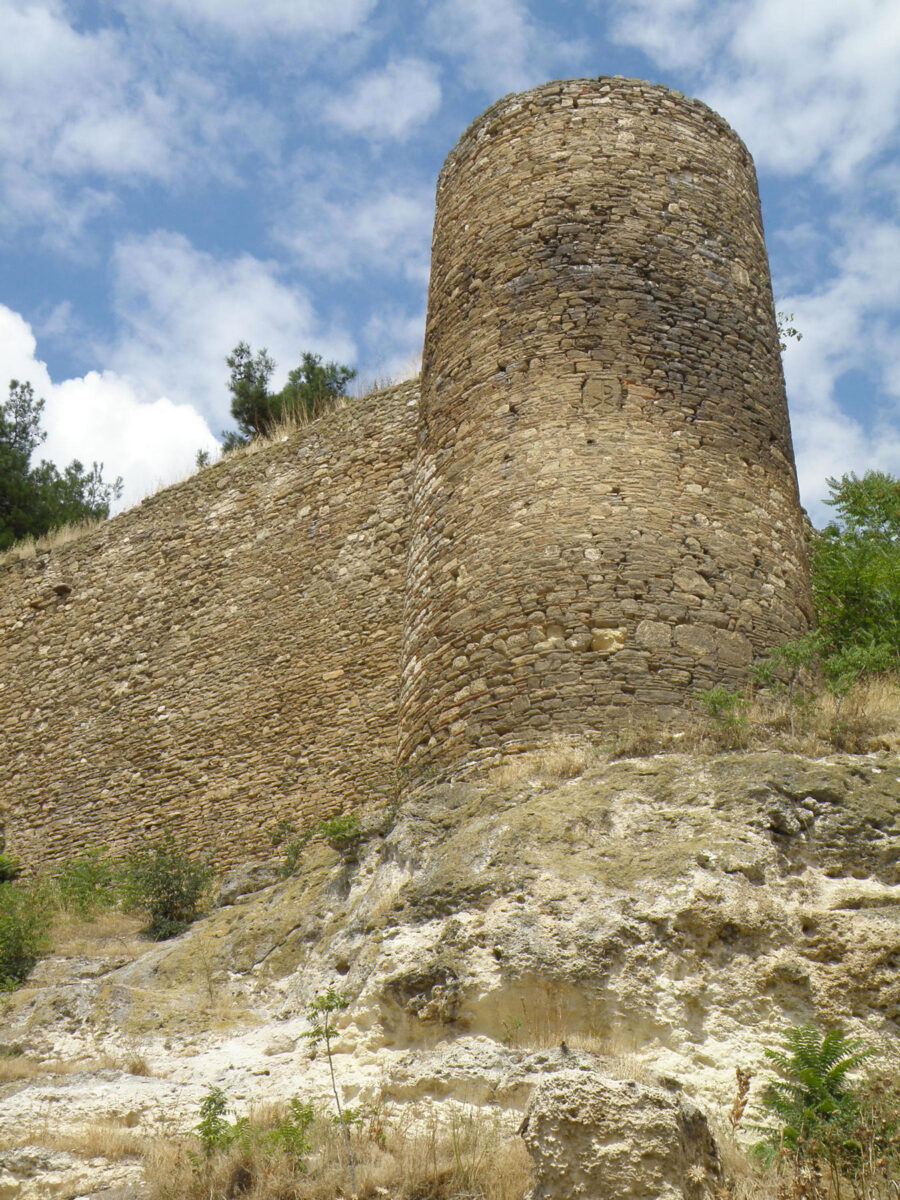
top-left (0, 383), bottom-right (417, 869)
top-left (399, 77), bottom-right (811, 769)
top-left (1, 77), bottom-right (815, 867)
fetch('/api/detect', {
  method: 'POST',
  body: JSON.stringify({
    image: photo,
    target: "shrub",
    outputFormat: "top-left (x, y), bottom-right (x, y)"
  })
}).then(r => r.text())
top-left (752, 1024), bottom-right (889, 1198)
top-left (318, 812), bottom-right (361, 850)
top-left (122, 831), bottom-right (213, 940)
top-left (53, 845), bottom-right (119, 917)
top-left (0, 882), bottom-right (51, 989)
top-left (0, 853), bottom-right (22, 883)
top-left (271, 812), bottom-right (362, 877)
top-left (193, 1087), bottom-right (249, 1159)
top-left (266, 1098), bottom-right (315, 1163)
top-left (696, 686), bottom-right (749, 748)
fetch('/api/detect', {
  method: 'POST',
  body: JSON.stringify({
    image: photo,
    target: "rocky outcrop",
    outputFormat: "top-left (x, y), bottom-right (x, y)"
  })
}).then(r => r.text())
top-left (523, 1071), bottom-right (721, 1199)
top-left (1, 750), bottom-right (897, 1198)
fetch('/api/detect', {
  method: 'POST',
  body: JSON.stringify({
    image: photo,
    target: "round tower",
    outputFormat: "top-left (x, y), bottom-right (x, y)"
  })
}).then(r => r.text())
top-left (398, 77), bottom-right (811, 770)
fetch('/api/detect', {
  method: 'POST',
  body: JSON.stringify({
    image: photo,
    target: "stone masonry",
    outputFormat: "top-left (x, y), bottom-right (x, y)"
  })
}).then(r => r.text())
top-left (1, 386), bottom-right (417, 869)
top-left (1, 78), bottom-right (811, 867)
top-left (398, 77), bottom-right (811, 769)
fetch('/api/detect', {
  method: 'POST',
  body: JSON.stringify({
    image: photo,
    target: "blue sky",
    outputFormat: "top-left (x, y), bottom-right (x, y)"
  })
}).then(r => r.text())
top-left (0, 0), bottom-right (897, 524)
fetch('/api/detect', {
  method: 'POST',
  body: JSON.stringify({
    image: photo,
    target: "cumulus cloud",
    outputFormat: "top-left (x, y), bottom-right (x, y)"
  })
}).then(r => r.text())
top-left (0, 0), bottom-right (281, 242)
top-left (106, 231), bottom-right (356, 428)
top-left (609, 0), bottom-right (900, 182)
top-left (777, 221), bottom-right (900, 522)
top-left (360, 307), bottom-right (425, 384)
top-left (0, 305), bottom-right (217, 512)
top-left (325, 58), bottom-right (442, 140)
top-left (131, 0), bottom-right (377, 39)
top-left (425, 0), bottom-right (582, 94)
top-left (281, 186), bottom-right (434, 284)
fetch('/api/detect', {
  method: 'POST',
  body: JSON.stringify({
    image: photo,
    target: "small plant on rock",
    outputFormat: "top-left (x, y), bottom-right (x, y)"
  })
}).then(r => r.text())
top-left (318, 812), bottom-right (362, 852)
top-left (271, 811), bottom-right (363, 877)
top-left (696, 686), bottom-right (750, 748)
top-left (304, 988), bottom-right (355, 1190)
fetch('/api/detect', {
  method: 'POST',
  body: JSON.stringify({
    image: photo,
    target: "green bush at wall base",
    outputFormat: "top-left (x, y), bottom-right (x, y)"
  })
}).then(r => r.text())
top-left (121, 831), bottom-right (213, 940)
top-left (696, 686), bottom-right (749, 748)
top-left (271, 812), bottom-right (363, 877)
top-left (0, 853), bottom-right (22, 883)
top-left (53, 846), bottom-right (120, 917)
top-left (0, 882), bottom-right (51, 990)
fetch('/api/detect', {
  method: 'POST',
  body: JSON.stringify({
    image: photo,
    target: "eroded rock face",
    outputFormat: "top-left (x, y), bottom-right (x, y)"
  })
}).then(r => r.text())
top-left (1, 751), bottom-right (897, 1198)
top-left (523, 1071), bottom-right (721, 1200)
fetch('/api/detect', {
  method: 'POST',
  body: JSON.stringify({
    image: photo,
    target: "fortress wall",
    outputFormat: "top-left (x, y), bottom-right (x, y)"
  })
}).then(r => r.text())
top-left (399, 77), bottom-right (811, 769)
top-left (0, 382), bottom-right (417, 870)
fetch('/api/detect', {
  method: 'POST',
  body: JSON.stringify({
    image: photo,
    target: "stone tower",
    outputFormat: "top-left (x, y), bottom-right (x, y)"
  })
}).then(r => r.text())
top-left (398, 77), bottom-right (811, 770)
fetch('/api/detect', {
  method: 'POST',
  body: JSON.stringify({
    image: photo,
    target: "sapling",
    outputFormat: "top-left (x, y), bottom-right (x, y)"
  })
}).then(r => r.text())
top-left (304, 988), bottom-right (355, 1191)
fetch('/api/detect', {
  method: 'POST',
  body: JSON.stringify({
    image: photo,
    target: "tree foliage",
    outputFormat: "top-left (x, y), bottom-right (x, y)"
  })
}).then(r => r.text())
top-left (811, 471), bottom-right (899, 666)
top-left (222, 343), bottom-right (356, 449)
top-left (751, 1024), bottom-right (897, 1199)
top-left (0, 380), bottom-right (122, 551)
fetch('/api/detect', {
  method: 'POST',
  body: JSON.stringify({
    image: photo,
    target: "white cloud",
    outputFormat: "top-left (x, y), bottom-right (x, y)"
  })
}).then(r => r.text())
top-left (778, 221), bottom-right (900, 522)
top-left (425, 0), bottom-right (582, 94)
top-left (135, 0), bottom-right (377, 38)
top-left (610, 0), bottom-right (900, 183)
top-left (282, 187), bottom-right (434, 283)
top-left (325, 58), bottom-right (442, 140)
top-left (0, 0), bottom-right (281, 241)
top-left (0, 305), bottom-right (217, 511)
top-left (360, 307), bottom-right (425, 384)
top-left (106, 231), bottom-right (356, 428)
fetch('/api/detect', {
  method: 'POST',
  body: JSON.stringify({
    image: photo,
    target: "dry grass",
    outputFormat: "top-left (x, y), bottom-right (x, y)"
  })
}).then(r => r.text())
top-left (712, 1129), bottom-right (779, 1200)
top-left (144, 1100), bottom-right (531, 1200)
top-left (0, 1053), bottom-right (94, 1082)
top-left (746, 672), bottom-right (900, 754)
top-left (0, 516), bottom-right (107, 566)
top-left (0, 1045), bottom-right (152, 1082)
top-left (49, 908), bottom-right (145, 957)
top-left (38, 1116), bottom-right (147, 1161)
top-left (606, 673), bottom-right (900, 760)
top-left (482, 672), bottom-right (898, 771)
top-left (487, 738), bottom-right (601, 786)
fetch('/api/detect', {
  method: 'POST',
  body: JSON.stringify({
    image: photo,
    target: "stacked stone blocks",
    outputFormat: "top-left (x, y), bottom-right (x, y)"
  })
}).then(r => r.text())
top-left (0, 78), bottom-right (811, 866)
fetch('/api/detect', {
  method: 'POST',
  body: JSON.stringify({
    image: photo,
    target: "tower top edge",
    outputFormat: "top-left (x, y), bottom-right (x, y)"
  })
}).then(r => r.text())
top-left (437, 76), bottom-right (753, 187)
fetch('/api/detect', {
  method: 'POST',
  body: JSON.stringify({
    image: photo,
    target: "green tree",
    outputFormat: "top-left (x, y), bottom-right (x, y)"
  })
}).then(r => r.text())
top-left (222, 344), bottom-right (356, 449)
top-left (0, 380), bottom-right (123, 551)
top-left (812, 471), bottom-right (899, 665)
top-left (222, 342), bottom-right (276, 450)
top-left (278, 352), bottom-right (356, 424)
